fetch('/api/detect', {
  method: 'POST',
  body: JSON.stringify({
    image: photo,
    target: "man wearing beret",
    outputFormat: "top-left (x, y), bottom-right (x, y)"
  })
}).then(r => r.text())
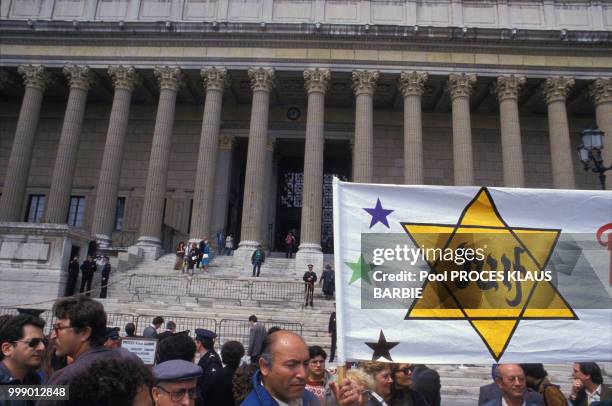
top-left (152, 359), bottom-right (202, 406)
top-left (195, 329), bottom-right (222, 405)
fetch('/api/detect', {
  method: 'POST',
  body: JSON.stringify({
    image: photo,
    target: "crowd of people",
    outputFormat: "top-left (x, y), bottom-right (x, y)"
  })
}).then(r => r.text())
top-left (1, 296), bottom-right (610, 406)
top-left (175, 239), bottom-right (213, 274)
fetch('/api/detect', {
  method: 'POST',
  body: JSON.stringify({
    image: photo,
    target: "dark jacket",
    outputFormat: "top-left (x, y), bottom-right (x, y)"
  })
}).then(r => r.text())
top-left (101, 262), bottom-right (111, 278)
top-left (68, 260), bottom-right (79, 275)
top-left (240, 370), bottom-right (320, 406)
top-left (80, 260), bottom-right (96, 274)
top-left (197, 349), bottom-right (223, 405)
top-left (0, 361), bottom-right (41, 406)
top-left (479, 382), bottom-right (544, 406)
top-left (303, 271), bottom-right (317, 284)
top-left (571, 384), bottom-right (612, 406)
top-left (206, 365), bottom-right (238, 406)
top-left (320, 269), bottom-right (335, 295)
top-left (251, 249), bottom-right (265, 265)
top-left (37, 346), bottom-right (141, 405)
top-left (412, 366), bottom-right (441, 406)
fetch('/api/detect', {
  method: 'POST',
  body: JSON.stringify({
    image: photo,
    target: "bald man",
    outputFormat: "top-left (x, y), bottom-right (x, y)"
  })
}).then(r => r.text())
top-left (482, 364), bottom-right (540, 406)
top-left (241, 330), bottom-right (319, 405)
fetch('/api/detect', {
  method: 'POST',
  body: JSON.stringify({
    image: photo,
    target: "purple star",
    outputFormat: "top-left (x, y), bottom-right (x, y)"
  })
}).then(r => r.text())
top-left (363, 198), bottom-right (394, 228)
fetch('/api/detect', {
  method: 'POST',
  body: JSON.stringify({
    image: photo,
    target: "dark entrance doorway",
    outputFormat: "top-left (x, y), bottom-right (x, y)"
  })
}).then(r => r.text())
top-left (275, 140), bottom-right (350, 253)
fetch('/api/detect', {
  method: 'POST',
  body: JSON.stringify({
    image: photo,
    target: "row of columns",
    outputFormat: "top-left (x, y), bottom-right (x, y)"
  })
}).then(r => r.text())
top-left (1, 64), bottom-right (611, 257)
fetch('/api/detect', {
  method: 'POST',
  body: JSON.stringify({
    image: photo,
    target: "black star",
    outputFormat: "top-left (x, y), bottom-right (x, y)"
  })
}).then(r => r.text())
top-left (365, 330), bottom-right (399, 361)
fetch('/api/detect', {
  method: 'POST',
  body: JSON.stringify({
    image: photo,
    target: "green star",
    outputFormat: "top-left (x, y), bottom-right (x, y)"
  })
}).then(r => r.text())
top-left (345, 254), bottom-right (375, 285)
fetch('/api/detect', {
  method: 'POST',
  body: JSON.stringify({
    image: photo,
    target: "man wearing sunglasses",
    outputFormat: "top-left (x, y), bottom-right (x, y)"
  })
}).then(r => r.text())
top-left (43, 296), bottom-right (141, 393)
top-left (152, 359), bottom-right (203, 406)
top-left (0, 314), bottom-right (46, 405)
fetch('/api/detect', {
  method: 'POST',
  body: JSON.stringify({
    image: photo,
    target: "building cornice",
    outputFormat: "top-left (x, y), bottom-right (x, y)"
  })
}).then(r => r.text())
top-left (1, 20), bottom-right (611, 57)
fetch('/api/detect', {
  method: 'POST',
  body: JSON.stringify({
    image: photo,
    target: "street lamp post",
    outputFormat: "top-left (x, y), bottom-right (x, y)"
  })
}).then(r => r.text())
top-left (577, 127), bottom-right (612, 190)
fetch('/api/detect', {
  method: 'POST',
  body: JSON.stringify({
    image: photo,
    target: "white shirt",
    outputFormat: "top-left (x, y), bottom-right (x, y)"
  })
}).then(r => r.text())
top-left (586, 385), bottom-right (602, 404)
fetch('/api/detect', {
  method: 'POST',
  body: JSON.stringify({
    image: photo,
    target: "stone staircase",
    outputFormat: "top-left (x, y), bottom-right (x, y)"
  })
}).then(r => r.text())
top-left (103, 253), bottom-right (335, 351)
top-left (101, 252), bottom-right (611, 406)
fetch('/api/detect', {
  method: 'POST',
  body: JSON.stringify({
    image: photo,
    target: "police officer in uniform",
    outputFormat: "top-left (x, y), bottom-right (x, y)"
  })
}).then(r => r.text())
top-left (194, 328), bottom-right (222, 406)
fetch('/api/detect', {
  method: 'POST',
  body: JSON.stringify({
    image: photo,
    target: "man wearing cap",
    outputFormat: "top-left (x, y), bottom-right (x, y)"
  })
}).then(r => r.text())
top-left (152, 359), bottom-right (202, 406)
top-left (195, 329), bottom-right (222, 405)
top-left (303, 264), bottom-right (317, 308)
top-left (103, 327), bottom-right (121, 349)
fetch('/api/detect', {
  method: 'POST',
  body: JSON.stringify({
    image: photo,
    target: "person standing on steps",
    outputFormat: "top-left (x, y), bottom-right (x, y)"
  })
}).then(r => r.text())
top-left (285, 231), bottom-right (296, 258)
top-left (99, 255), bottom-right (111, 299)
top-left (79, 255), bottom-right (97, 297)
top-left (303, 264), bottom-right (317, 308)
top-left (251, 245), bottom-right (265, 277)
top-left (65, 256), bottom-right (80, 296)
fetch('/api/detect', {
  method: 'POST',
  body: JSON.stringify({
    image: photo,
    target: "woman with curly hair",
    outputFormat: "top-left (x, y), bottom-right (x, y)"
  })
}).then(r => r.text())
top-left (67, 357), bottom-right (153, 406)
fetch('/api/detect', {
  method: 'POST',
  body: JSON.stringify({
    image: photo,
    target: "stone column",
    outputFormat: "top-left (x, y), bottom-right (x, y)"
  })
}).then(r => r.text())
top-left (0, 65), bottom-right (48, 222)
top-left (137, 66), bottom-right (182, 256)
top-left (543, 76), bottom-right (576, 189)
top-left (352, 70), bottom-right (379, 183)
top-left (91, 66), bottom-right (138, 247)
top-left (235, 67), bottom-right (275, 261)
top-left (590, 78), bottom-right (612, 190)
top-left (297, 68), bottom-right (330, 271)
top-left (211, 136), bottom-right (234, 244)
top-left (45, 65), bottom-right (93, 223)
top-left (190, 67), bottom-right (229, 241)
top-left (448, 73), bottom-right (477, 186)
top-left (262, 138), bottom-right (276, 249)
top-left (399, 71), bottom-right (428, 184)
top-left (496, 75), bottom-right (526, 188)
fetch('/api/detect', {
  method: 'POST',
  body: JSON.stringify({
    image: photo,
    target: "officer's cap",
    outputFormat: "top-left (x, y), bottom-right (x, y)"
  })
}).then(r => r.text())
top-left (195, 328), bottom-right (216, 340)
top-left (104, 327), bottom-right (121, 340)
top-left (153, 360), bottom-right (202, 383)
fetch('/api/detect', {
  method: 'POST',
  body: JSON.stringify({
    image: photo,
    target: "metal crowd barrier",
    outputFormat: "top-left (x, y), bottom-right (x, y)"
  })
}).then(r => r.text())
top-left (136, 314), bottom-right (217, 338)
top-left (106, 312), bottom-right (138, 330)
top-left (250, 281), bottom-right (305, 303)
top-left (128, 275), bottom-right (306, 305)
top-left (128, 275), bottom-right (189, 303)
top-left (0, 307), bottom-right (55, 335)
top-left (187, 278), bottom-right (251, 304)
top-left (216, 318), bottom-right (304, 346)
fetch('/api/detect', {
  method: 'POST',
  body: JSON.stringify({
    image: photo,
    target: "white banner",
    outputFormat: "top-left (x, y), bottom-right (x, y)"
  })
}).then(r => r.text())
top-left (333, 179), bottom-right (612, 364)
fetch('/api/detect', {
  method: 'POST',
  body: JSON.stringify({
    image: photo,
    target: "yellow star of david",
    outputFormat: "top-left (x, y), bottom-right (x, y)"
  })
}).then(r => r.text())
top-left (401, 188), bottom-right (576, 361)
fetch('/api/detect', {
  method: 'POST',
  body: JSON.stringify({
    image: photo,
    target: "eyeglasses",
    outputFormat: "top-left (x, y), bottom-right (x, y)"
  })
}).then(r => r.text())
top-left (156, 385), bottom-right (198, 402)
top-left (12, 337), bottom-right (48, 348)
top-left (52, 323), bottom-right (74, 333)
top-left (399, 367), bottom-right (413, 375)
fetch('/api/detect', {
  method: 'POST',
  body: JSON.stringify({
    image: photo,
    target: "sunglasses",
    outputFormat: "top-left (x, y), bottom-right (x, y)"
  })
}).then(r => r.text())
top-left (156, 385), bottom-right (198, 402)
top-left (399, 367), bottom-right (414, 375)
top-left (12, 337), bottom-right (48, 348)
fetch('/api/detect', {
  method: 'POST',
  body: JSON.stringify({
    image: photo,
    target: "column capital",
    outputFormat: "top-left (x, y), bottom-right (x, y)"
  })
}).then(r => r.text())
top-left (108, 65), bottom-right (139, 92)
top-left (304, 68), bottom-right (331, 94)
top-left (399, 71), bottom-right (428, 97)
top-left (590, 78), bottom-right (612, 105)
top-left (495, 75), bottom-right (526, 101)
top-left (219, 135), bottom-right (234, 150)
top-left (448, 73), bottom-right (477, 100)
top-left (248, 67), bottom-right (275, 92)
top-left (18, 64), bottom-right (48, 91)
top-left (352, 70), bottom-right (379, 95)
top-left (542, 76), bottom-right (575, 104)
top-left (154, 66), bottom-right (183, 91)
top-left (63, 65), bottom-right (94, 91)
top-left (201, 67), bottom-right (230, 92)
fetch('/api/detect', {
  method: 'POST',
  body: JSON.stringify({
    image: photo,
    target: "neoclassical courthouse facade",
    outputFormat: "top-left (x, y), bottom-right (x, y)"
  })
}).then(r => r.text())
top-left (1, 0), bottom-right (612, 279)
